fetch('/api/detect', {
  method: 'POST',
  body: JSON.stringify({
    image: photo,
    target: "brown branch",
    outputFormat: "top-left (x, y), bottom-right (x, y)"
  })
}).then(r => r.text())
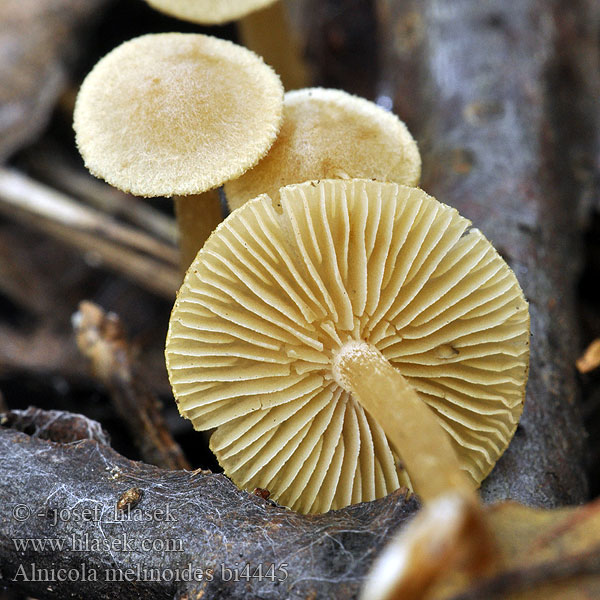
top-left (73, 301), bottom-right (189, 470)
top-left (374, 0), bottom-right (596, 506)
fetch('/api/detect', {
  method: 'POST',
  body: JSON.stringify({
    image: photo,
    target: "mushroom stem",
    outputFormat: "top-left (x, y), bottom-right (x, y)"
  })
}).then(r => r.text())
top-left (332, 340), bottom-right (473, 502)
top-left (334, 341), bottom-right (496, 599)
top-left (238, 2), bottom-right (310, 90)
top-left (174, 190), bottom-right (223, 272)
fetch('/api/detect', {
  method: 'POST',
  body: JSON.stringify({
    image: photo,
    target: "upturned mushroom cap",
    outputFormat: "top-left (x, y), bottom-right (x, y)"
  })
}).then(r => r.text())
top-left (73, 33), bottom-right (283, 197)
top-left (225, 88), bottom-right (421, 211)
top-left (166, 179), bottom-right (529, 513)
top-left (144, 0), bottom-right (278, 25)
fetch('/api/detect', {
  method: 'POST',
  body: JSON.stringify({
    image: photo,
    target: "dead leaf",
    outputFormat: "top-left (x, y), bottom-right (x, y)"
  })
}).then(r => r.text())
top-left (432, 499), bottom-right (600, 599)
top-left (361, 497), bottom-right (600, 600)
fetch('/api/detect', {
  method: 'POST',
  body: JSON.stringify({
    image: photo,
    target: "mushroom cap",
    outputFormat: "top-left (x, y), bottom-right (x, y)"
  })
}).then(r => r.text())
top-left (73, 33), bottom-right (283, 197)
top-left (166, 179), bottom-right (529, 513)
top-left (225, 88), bottom-right (421, 211)
top-left (144, 0), bottom-right (278, 25)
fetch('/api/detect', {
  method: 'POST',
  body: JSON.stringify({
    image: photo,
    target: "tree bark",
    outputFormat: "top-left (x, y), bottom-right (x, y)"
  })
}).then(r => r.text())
top-left (373, 0), bottom-right (596, 506)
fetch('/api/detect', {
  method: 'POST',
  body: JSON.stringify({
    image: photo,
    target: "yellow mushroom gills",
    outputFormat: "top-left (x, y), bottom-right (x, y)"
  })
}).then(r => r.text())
top-left (333, 340), bottom-right (471, 501)
top-left (166, 179), bottom-right (530, 513)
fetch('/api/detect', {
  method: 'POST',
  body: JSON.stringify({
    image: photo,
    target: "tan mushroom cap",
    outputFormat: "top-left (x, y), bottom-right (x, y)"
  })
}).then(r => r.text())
top-left (225, 88), bottom-right (421, 211)
top-left (73, 33), bottom-right (283, 197)
top-left (144, 0), bottom-right (278, 25)
top-left (166, 179), bottom-right (529, 513)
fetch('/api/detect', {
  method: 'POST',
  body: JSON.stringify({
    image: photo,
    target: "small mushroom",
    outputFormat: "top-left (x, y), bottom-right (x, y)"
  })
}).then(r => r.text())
top-left (166, 179), bottom-right (529, 513)
top-left (143, 0), bottom-right (309, 90)
top-left (144, 0), bottom-right (278, 24)
top-left (225, 87), bottom-right (421, 211)
top-left (73, 33), bottom-right (283, 269)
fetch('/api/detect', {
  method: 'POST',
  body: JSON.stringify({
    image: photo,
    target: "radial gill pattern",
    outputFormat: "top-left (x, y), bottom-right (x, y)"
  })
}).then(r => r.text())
top-left (166, 179), bottom-right (530, 514)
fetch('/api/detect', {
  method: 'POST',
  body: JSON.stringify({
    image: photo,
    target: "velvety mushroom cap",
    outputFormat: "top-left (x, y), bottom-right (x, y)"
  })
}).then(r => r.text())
top-left (73, 33), bottom-right (283, 197)
top-left (144, 0), bottom-right (278, 25)
top-left (166, 179), bottom-right (529, 513)
top-left (225, 88), bottom-right (421, 211)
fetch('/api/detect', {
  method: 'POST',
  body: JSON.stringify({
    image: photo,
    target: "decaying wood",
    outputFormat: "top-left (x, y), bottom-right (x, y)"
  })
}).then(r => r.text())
top-left (374, 0), bottom-right (597, 506)
top-left (73, 301), bottom-right (189, 471)
top-left (1, 406), bottom-right (111, 445)
top-left (0, 0), bottom-right (112, 161)
top-left (0, 410), bottom-right (419, 600)
top-left (2, 410), bottom-right (600, 600)
top-left (0, 168), bottom-right (180, 299)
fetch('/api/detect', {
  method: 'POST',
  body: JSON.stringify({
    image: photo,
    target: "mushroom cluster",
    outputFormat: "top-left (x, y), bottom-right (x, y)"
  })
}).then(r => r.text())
top-left (166, 179), bottom-right (529, 513)
top-left (72, 11), bottom-right (530, 523)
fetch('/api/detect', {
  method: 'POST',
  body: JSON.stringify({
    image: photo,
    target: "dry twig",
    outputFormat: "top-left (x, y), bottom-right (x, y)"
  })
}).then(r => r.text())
top-left (72, 301), bottom-right (189, 470)
top-left (577, 339), bottom-right (600, 374)
top-left (0, 168), bottom-right (180, 298)
top-left (23, 145), bottom-right (178, 245)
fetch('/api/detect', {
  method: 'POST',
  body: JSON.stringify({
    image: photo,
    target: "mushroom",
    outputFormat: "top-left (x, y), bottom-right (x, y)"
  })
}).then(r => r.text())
top-left (225, 87), bottom-right (421, 211)
top-left (73, 32), bottom-right (284, 269)
top-left (142, 0), bottom-right (309, 90)
top-left (165, 179), bottom-right (530, 513)
top-left (144, 0), bottom-right (278, 24)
